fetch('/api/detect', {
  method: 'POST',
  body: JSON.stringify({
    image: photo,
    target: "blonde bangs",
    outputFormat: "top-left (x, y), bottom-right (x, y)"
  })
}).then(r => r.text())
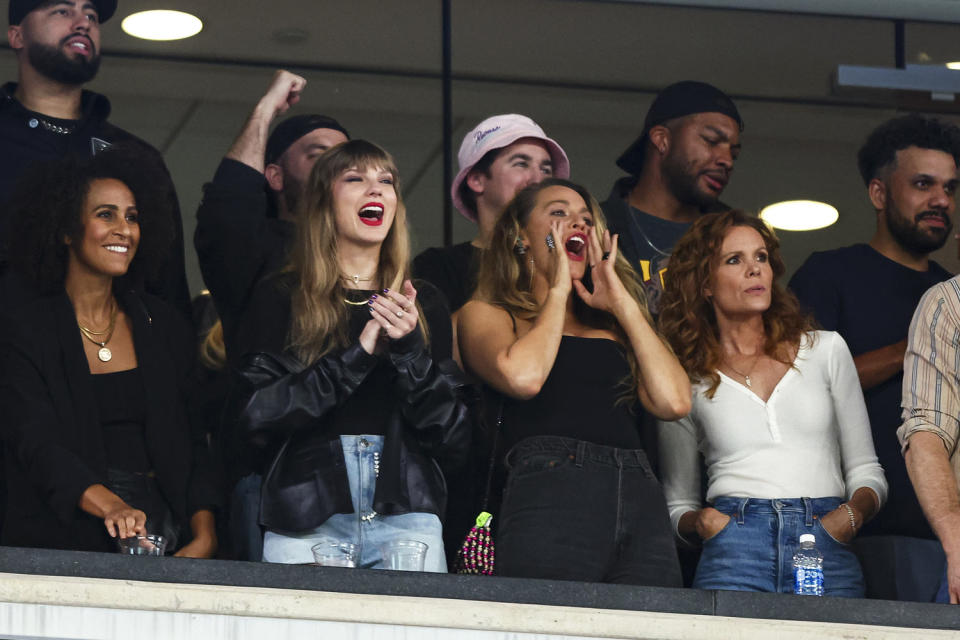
top-left (287, 140), bottom-right (426, 364)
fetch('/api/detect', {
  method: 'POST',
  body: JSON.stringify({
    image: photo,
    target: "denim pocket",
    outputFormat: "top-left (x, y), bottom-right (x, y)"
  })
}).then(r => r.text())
top-left (814, 519), bottom-right (850, 547)
top-left (701, 512), bottom-right (735, 544)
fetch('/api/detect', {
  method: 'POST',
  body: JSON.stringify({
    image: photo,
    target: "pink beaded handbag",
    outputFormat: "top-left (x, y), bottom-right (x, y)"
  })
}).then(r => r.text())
top-left (454, 413), bottom-right (501, 575)
top-left (455, 511), bottom-right (494, 575)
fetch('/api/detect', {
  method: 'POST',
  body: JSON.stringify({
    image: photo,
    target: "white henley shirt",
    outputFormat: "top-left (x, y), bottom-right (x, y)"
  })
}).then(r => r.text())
top-left (658, 330), bottom-right (888, 536)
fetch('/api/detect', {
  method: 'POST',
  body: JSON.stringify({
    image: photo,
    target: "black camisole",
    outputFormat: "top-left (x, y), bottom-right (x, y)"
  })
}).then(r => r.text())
top-left (500, 336), bottom-right (643, 453)
top-left (92, 368), bottom-right (151, 473)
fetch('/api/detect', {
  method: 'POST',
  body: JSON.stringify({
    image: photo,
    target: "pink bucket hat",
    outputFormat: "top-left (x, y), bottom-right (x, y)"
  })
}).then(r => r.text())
top-left (451, 114), bottom-right (570, 221)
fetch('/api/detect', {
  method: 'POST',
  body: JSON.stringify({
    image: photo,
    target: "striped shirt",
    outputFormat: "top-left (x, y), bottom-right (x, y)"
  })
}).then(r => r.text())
top-left (899, 275), bottom-right (960, 473)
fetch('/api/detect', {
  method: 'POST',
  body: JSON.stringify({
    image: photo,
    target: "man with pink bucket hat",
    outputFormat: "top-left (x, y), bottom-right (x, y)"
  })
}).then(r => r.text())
top-left (414, 114), bottom-right (569, 312)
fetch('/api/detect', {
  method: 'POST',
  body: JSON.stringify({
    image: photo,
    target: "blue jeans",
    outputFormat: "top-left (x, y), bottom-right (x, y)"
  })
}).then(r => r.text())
top-left (262, 435), bottom-right (446, 572)
top-left (497, 436), bottom-right (681, 586)
top-left (694, 497), bottom-right (865, 597)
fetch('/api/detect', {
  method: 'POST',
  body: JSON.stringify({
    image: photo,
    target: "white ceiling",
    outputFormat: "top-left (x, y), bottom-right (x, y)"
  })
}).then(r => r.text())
top-left (4, 0), bottom-right (960, 294)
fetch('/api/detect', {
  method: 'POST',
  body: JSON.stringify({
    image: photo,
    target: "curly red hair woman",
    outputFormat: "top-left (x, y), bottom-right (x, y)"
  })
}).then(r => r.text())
top-left (657, 210), bottom-right (887, 596)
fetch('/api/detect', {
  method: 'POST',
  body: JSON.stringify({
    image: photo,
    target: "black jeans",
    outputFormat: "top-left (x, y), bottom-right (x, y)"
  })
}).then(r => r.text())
top-left (497, 436), bottom-right (681, 586)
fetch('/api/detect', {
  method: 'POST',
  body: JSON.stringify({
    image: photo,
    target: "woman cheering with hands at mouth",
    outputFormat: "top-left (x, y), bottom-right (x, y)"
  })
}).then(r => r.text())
top-left (458, 178), bottom-right (690, 585)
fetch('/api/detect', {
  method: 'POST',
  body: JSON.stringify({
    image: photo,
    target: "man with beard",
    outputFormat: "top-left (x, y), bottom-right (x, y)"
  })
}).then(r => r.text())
top-left (195, 69), bottom-right (348, 360)
top-left (790, 114), bottom-right (960, 601)
top-left (1, 0), bottom-right (190, 317)
top-left (602, 81), bottom-right (742, 315)
top-left (602, 85), bottom-right (741, 589)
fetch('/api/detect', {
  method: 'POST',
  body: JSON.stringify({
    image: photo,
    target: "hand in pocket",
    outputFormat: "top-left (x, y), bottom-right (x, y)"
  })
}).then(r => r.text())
top-left (696, 507), bottom-right (731, 541)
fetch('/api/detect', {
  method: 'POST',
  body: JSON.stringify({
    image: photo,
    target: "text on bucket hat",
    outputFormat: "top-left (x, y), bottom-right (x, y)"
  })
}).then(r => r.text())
top-left (451, 114), bottom-right (570, 222)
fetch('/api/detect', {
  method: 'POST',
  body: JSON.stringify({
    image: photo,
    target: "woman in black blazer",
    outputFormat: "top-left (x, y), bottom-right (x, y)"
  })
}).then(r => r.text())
top-left (0, 149), bottom-right (219, 555)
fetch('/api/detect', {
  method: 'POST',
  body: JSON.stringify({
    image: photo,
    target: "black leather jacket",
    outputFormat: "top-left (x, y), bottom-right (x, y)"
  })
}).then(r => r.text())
top-left (235, 327), bottom-right (473, 532)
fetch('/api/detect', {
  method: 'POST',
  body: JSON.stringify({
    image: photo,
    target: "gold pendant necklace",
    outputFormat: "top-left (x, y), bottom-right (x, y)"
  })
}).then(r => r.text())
top-left (341, 273), bottom-right (375, 286)
top-left (78, 302), bottom-right (118, 363)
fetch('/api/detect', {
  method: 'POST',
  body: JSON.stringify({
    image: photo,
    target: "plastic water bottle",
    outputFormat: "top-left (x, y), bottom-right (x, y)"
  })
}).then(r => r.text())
top-left (793, 533), bottom-right (824, 596)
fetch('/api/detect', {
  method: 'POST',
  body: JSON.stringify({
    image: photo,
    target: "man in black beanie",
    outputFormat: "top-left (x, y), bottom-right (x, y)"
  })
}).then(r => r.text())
top-left (602, 81), bottom-right (743, 315)
top-left (194, 69), bottom-right (349, 359)
top-left (2, 0), bottom-right (191, 317)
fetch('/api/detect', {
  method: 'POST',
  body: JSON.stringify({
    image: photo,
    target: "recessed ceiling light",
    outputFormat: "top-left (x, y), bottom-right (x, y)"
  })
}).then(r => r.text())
top-left (121, 10), bottom-right (202, 41)
top-left (947, 62), bottom-right (960, 70)
top-left (759, 200), bottom-right (838, 231)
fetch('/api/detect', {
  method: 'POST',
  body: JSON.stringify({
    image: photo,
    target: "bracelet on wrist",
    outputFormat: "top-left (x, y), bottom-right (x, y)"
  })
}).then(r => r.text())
top-left (840, 503), bottom-right (857, 531)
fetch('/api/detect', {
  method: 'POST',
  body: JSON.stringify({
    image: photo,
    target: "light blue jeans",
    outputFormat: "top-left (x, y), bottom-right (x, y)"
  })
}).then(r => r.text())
top-left (262, 435), bottom-right (447, 572)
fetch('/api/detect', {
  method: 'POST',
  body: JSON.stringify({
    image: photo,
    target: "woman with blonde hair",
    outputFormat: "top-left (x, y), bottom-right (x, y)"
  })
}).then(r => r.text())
top-left (458, 178), bottom-right (690, 584)
top-left (657, 209), bottom-right (887, 596)
top-left (234, 139), bottom-right (469, 569)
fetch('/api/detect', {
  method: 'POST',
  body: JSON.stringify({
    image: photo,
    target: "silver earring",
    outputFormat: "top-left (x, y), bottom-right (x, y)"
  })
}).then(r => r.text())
top-left (545, 234), bottom-right (556, 250)
top-left (514, 237), bottom-right (526, 255)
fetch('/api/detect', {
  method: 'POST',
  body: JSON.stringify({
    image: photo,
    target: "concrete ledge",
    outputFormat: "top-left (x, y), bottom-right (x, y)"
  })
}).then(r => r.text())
top-left (0, 546), bottom-right (958, 637)
top-left (0, 547), bottom-right (712, 616)
top-left (0, 572), bottom-right (956, 640)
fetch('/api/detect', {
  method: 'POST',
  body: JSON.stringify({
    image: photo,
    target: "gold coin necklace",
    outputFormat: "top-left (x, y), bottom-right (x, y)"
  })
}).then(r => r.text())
top-left (78, 302), bottom-right (118, 362)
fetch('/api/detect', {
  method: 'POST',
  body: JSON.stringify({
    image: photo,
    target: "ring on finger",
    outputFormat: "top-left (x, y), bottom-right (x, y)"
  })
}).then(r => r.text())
top-left (601, 251), bottom-right (611, 261)
top-left (396, 310), bottom-right (404, 318)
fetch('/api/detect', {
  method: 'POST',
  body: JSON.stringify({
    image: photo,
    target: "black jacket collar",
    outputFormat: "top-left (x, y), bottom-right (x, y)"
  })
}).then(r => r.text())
top-left (1, 82), bottom-right (112, 123)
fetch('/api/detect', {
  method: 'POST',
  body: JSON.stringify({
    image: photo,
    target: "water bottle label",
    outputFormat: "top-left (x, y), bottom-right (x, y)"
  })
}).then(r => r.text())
top-left (793, 566), bottom-right (824, 596)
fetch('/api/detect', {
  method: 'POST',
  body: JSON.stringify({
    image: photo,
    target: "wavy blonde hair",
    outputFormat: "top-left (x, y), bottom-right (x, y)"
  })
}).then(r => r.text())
top-left (286, 139), bottom-right (425, 364)
top-left (658, 209), bottom-right (813, 398)
top-left (475, 178), bottom-right (655, 397)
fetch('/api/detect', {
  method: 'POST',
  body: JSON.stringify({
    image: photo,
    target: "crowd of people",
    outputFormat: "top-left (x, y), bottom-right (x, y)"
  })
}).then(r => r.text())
top-left (4, 0), bottom-right (960, 607)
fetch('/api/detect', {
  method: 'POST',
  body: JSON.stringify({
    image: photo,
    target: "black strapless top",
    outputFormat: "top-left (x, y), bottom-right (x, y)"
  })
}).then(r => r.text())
top-left (92, 367), bottom-right (151, 472)
top-left (500, 336), bottom-right (643, 453)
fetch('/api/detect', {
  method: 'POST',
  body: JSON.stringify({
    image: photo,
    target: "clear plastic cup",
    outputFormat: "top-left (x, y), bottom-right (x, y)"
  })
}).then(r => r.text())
top-left (117, 535), bottom-right (167, 556)
top-left (311, 539), bottom-right (358, 567)
top-left (381, 540), bottom-right (428, 571)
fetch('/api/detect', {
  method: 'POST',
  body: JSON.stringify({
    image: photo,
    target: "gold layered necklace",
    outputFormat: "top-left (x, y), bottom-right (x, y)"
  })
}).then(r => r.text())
top-left (78, 302), bottom-right (119, 362)
top-left (341, 272), bottom-right (376, 306)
